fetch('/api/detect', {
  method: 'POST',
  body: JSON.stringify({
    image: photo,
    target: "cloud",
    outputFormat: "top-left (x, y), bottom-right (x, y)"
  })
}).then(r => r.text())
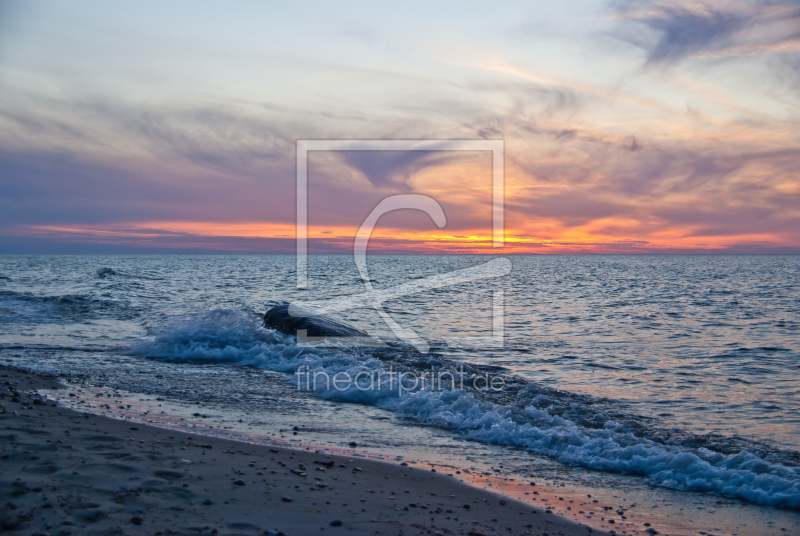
top-left (775, 52), bottom-right (800, 88)
top-left (0, 148), bottom-right (296, 226)
top-left (613, 0), bottom-right (800, 65)
top-left (338, 150), bottom-right (440, 189)
top-left (517, 192), bottom-right (627, 226)
top-left (0, 92), bottom-right (501, 241)
top-left (506, 130), bottom-right (800, 245)
top-left (0, 231), bottom-right (298, 255)
top-left (1, 47), bottom-right (799, 254)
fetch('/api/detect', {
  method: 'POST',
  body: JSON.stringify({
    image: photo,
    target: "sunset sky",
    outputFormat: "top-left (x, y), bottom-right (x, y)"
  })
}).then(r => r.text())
top-left (1, 0), bottom-right (799, 254)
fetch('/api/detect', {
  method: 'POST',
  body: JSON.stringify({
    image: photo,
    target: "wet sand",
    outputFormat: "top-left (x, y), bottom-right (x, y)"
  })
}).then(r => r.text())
top-left (0, 365), bottom-right (607, 536)
top-left (38, 374), bottom-right (800, 536)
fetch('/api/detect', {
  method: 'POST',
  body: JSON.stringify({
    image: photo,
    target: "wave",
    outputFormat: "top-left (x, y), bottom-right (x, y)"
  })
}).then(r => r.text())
top-left (96, 267), bottom-right (117, 278)
top-left (130, 309), bottom-right (800, 510)
top-left (95, 267), bottom-right (164, 281)
top-left (0, 289), bottom-right (138, 322)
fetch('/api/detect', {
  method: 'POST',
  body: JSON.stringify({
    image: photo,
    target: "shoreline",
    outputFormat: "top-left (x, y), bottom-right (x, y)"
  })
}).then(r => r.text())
top-left (31, 365), bottom-right (800, 536)
top-left (1, 365), bottom-right (607, 536)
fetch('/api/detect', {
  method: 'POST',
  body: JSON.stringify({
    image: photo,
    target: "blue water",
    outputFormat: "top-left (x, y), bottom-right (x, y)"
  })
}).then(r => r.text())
top-left (1, 254), bottom-right (799, 510)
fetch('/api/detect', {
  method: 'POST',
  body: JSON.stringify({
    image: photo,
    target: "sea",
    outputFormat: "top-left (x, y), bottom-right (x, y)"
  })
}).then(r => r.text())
top-left (1, 255), bottom-right (799, 533)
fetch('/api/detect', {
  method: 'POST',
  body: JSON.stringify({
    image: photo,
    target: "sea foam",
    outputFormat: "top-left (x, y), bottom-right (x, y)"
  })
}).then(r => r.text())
top-left (131, 309), bottom-right (800, 510)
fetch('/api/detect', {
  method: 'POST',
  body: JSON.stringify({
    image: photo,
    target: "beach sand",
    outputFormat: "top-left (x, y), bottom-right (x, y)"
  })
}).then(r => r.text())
top-left (0, 366), bottom-right (608, 536)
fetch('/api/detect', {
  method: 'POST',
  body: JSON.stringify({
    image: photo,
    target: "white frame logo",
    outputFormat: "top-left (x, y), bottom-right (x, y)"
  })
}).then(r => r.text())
top-left (294, 140), bottom-right (508, 353)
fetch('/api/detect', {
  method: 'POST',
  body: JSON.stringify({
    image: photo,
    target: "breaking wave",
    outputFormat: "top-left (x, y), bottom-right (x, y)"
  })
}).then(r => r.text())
top-left (130, 309), bottom-right (800, 510)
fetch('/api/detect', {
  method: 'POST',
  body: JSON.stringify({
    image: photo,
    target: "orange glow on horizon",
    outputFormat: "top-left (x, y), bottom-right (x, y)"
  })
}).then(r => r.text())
top-left (11, 218), bottom-right (798, 254)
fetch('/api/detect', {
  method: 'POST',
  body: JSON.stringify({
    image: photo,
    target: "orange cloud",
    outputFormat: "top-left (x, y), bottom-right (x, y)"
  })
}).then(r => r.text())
top-left (9, 214), bottom-right (798, 255)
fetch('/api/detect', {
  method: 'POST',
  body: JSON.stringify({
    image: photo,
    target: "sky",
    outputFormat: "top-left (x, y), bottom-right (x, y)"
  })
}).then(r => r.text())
top-left (1, 0), bottom-right (799, 254)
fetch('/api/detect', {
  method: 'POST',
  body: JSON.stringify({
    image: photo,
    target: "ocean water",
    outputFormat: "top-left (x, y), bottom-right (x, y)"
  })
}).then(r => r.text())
top-left (1, 254), bottom-right (799, 513)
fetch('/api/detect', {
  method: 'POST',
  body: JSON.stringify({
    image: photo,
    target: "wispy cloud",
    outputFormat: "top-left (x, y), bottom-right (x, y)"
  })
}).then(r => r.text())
top-left (613, 0), bottom-right (800, 65)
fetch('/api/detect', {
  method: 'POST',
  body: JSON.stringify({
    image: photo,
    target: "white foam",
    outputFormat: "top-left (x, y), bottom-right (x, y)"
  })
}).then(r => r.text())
top-left (131, 309), bottom-right (800, 510)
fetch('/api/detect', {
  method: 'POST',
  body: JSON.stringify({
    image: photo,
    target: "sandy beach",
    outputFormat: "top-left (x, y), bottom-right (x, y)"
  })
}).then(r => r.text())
top-left (0, 365), bottom-right (608, 536)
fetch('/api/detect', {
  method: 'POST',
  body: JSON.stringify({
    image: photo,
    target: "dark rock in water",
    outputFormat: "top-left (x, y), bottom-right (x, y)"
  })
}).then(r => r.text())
top-left (264, 304), bottom-right (368, 338)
